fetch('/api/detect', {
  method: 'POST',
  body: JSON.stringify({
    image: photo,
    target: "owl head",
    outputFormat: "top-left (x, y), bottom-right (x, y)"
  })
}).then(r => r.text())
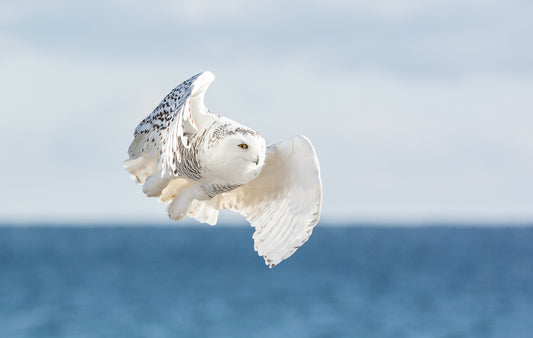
top-left (203, 127), bottom-right (266, 186)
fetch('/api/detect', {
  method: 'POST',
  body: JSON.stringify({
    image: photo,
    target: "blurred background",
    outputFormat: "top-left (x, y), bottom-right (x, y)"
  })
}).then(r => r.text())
top-left (1, 0), bottom-right (532, 224)
top-left (1, 1), bottom-right (533, 337)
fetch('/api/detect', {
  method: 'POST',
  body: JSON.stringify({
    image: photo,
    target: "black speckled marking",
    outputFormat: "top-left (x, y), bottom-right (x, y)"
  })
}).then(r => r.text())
top-left (173, 129), bottom-right (208, 181)
top-left (132, 73), bottom-right (201, 138)
top-left (207, 124), bottom-right (259, 149)
top-left (201, 183), bottom-right (242, 198)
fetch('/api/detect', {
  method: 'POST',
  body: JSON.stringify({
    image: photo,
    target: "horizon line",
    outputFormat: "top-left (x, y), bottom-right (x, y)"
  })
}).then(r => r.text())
top-left (1, 219), bottom-right (532, 228)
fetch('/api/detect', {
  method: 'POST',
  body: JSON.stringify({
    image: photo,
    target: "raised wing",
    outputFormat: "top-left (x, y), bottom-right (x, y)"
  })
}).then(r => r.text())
top-left (219, 135), bottom-right (322, 267)
top-left (127, 71), bottom-right (215, 178)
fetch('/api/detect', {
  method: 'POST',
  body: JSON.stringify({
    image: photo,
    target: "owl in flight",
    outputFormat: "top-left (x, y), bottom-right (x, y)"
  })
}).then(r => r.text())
top-left (125, 71), bottom-right (322, 267)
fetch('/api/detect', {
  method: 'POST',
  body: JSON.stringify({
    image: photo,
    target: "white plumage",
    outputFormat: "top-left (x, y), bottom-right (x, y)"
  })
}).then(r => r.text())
top-left (125, 71), bottom-right (322, 267)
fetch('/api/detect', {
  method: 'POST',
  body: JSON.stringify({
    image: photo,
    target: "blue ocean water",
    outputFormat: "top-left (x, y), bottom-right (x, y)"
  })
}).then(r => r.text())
top-left (1, 225), bottom-right (532, 338)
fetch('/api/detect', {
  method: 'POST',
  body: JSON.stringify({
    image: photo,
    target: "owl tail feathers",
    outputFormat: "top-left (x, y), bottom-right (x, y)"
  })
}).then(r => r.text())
top-left (187, 197), bottom-right (220, 226)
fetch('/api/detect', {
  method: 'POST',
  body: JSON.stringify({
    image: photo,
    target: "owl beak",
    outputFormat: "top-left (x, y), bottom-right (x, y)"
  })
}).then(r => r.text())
top-left (253, 157), bottom-right (260, 165)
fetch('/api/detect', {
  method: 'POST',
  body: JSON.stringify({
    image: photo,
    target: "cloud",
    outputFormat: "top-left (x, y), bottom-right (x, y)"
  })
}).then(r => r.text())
top-left (3, 0), bottom-right (532, 78)
top-left (1, 0), bottom-right (532, 222)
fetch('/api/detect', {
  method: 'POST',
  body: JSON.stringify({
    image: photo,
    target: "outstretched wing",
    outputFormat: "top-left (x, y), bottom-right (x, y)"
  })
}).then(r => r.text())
top-left (219, 135), bottom-right (322, 268)
top-left (127, 71), bottom-right (215, 179)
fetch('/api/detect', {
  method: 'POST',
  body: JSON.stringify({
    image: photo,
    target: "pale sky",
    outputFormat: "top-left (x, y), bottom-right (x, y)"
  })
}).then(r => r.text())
top-left (1, 0), bottom-right (532, 223)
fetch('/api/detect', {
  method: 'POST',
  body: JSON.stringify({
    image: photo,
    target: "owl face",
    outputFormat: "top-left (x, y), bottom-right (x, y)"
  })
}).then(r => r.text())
top-left (203, 131), bottom-right (266, 186)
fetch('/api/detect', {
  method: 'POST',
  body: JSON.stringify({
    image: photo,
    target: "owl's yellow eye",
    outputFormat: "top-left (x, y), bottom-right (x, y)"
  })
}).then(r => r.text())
top-left (238, 143), bottom-right (248, 149)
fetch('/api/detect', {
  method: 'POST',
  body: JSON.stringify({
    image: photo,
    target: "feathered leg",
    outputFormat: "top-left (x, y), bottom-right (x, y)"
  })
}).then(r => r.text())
top-left (167, 182), bottom-right (206, 221)
top-left (143, 174), bottom-right (172, 197)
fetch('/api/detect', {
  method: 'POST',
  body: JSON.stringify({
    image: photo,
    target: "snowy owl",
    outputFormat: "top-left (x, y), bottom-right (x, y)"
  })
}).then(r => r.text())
top-left (125, 71), bottom-right (322, 267)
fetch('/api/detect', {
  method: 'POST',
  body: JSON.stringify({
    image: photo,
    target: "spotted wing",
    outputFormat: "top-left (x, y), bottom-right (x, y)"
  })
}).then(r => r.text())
top-left (126, 71), bottom-right (215, 180)
top-left (219, 135), bottom-right (322, 268)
